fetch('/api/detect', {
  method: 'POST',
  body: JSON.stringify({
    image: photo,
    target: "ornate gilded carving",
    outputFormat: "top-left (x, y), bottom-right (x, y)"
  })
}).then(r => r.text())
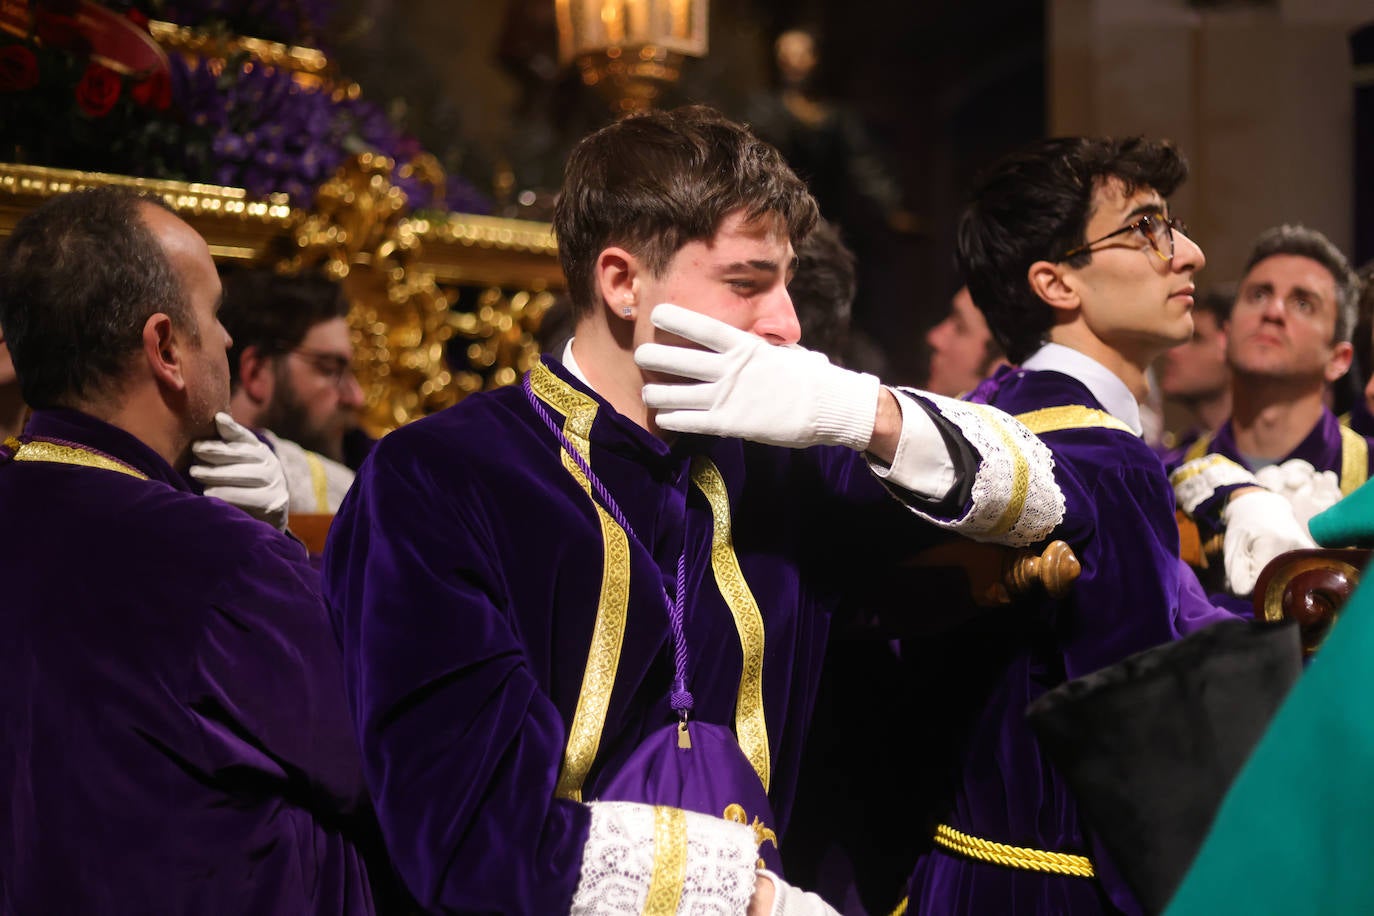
top-left (0, 159), bottom-right (565, 434)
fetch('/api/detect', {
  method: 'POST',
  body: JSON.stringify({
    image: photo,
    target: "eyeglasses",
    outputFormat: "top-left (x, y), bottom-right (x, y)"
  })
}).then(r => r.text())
top-left (289, 347), bottom-right (357, 390)
top-left (1060, 213), bottom-right (1189, 262)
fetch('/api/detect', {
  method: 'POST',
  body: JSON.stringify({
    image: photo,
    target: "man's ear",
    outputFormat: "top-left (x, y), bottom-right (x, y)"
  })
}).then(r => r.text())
top-left (1027, 260), bottom-right (1081, 315)
top-left (238, 345), bottom-right (276, 406)
top-left (594, 246), bottom-right (642, 322)
top-left (141, 313), bottom-right (185, 391)
top-left (1325, 340), bottom-right (1355, 384)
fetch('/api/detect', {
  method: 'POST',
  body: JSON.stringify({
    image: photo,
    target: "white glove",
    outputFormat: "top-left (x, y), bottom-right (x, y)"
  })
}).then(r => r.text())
top-left (189, 412), bottom-right (290, 531)
top-left (1252, 459), bottom-right (1343, 529)
top-left (1221, 489), bottom-right (1316, 597)
top-left (757, 870), bottom-right (842, 916)
top-left (635, 303), bottom-right (880, 451)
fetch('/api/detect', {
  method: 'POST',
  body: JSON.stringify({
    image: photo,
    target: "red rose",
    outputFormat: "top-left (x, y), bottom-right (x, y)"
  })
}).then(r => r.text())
top-left (130, 69), bottom-right (170, 110)
top-left (74, 61), bottom-right (120, 117)
top-left (0, 45), bottom-right (40, 93)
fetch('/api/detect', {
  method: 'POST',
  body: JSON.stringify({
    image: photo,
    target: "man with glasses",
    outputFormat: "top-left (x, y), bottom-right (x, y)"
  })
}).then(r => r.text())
top-left (221, 267), bottom-right (363, 514)
top-left (900, 137), bottom-right (1242, 915)
top-left (1169, 225), bottom-right (1369, 596)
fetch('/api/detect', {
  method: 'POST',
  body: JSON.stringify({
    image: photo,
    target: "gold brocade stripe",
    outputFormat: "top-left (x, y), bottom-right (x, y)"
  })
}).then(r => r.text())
top-left (1339, 425), bottom-right (1368, 497)
top-left (1167, 453), bottom-right (1248, 487)
top-left (303, 450), bottom-right (330, 512)
top-left (887, 897), bottom-right (909, 916)
top-left (690, 456), bottom-right (770, 793)
top-left (933, 823), bottom-right (1095, 878)
top-left (1184, 431), bottom-right (1214, 464)
top-left (7, 439), bottom-right (148, 480)
top-left (1014, 405), bottom-right (1135, 437)
top-left (975, 405), bottom-right (1030, 539)
top-left (644, 806), bottom-right (688, 916)
top-left (530, 361), bottom-right (632, 804)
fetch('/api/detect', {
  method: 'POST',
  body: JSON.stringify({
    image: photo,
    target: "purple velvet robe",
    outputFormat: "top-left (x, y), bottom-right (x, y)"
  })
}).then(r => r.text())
top-left (323, 358), bottom-right (952, 913)
top-left (904, 367), bottom-right (1236, 916)
top-left (0, 410), bottom-right (378, 915)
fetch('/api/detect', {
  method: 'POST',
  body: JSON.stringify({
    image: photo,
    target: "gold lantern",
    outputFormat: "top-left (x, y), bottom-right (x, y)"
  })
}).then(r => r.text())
top-left (554, 0), bottom-right (708, 113)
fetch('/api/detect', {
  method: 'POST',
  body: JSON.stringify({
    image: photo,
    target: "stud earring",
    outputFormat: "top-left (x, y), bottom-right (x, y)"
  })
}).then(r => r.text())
top-left (621, 306), bottom-right (634, 317)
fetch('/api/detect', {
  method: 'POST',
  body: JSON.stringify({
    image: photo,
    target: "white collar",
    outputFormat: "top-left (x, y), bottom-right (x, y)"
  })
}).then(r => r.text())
top-left (562, 338), bottom-right (590, 385)
top-left (1021, 342), bottom-right (1144, 437)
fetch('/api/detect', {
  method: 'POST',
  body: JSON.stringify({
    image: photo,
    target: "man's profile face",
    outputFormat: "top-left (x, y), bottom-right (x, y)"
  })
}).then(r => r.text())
top-left (140, 203), bottom-right (231, 437)
top-left (1065, 179), bottom-right (1205, 365)
top-left (635, 210), bottom-right (802, 361)
top-left (1227, 254), bottom-right (1348, 384)
top-left (1159, 309), bottom-right (1229, 403)
top-left (925, 286), bottom-right (996, 397)
top-left (261, 315), bottom-right (362, 461)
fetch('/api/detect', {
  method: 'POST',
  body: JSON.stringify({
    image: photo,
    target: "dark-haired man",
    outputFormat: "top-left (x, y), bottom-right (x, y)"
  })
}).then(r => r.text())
top-left (222, 267), bottom-right (362, 514)
top-left (0, 187), bottom-right (381, 913)
top-left (901, 137), bottom-right (1242, 915)
top-left (924, 285), bottom-right (1006, 397)
top-left (1170, 225), bottom-right (1370, 593)
top-left (326, 105), bottom-right (1067, 913)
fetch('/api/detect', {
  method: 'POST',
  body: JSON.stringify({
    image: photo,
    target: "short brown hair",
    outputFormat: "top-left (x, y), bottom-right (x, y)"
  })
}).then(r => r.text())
top-left (553, 105), bottom-right (818, 317)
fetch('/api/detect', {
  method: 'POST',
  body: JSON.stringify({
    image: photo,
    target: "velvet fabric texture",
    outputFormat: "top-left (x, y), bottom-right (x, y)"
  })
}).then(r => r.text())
top-left (903, 366), bottom-right (1238, 916)
top-left (323, 357), bottom-right (955, 912)
top-left (1027, 618), bottom-right (1302, 915)
top-left (0, 409), bottom-right (379, 915)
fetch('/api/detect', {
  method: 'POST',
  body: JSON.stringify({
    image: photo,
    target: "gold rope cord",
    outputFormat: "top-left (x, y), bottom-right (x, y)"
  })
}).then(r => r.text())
top-left (933, 823), bottom-right (1095, 878)
top-left (530, 361), bottom-right (632, 803)
top-left (643, 806), bottom-right (688, 915)
top-left (1014, 405), bottom-right (1135, 437)
top-left (1339, 425), bottom-right (1368, 497)
top-left (690, 456), bottom-right (770, 793)
top-left (9, 440), bottom-right (148, 480)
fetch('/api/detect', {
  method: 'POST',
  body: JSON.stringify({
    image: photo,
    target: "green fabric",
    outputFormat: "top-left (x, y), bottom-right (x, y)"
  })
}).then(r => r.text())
top-left (1165, 579), bottom-right (1374, 914)
top-left (1309, 475), bottom-right (1374, 547)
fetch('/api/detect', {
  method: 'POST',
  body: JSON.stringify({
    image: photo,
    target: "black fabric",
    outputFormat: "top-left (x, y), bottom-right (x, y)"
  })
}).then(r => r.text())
top-left (1026, 619), bottom-right (1302, 915)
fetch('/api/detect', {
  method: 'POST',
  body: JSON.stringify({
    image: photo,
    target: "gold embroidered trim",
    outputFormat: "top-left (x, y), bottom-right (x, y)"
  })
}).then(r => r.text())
top-left (9, 440), bottom-right (148, 480)
top-left (1184, 430), bottom-right (1214, 463)
top-left (933, 823), bottom-right (1095, 878)
top-left (1014, 405), bottom-right (1135, 436)
top-left (303, 449), bottom-right (330, 512)
top-left (1167, 453), bottom-right (1249, 488)
top-left (644, 806), bottom-right (688, 915)
top-left (1339, 425), bottom-right (1368, 497)
top-left (531, 361), bottom-right (632, 804)
top-left (690, 456), bottom-right (770, 793)
top-left (887, 897), bottom-right (909, 916)
top-left (975, 404), bottom-right (1030, 539)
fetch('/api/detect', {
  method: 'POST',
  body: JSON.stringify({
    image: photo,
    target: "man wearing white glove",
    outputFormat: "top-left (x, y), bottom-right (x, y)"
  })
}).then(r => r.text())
top-left (0, 187), bottom-right (384, 912)
top-left (325, 106), bottom-right (1067, 914)
top-left (1167, 224), bottom-right (1369, 596)
top-left (189, 410), bottom-right (291, 531)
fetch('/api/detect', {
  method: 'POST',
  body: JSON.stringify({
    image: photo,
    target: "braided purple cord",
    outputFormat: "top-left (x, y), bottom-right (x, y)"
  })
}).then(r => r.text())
top-left (523, 373), bottom-right (696, 719)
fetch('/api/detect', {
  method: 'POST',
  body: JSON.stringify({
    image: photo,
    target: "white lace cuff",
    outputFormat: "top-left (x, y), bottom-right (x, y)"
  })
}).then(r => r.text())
top-left (890, 389), bottom-right (1065, 546)
top-left (1170, 454), bottom-right (1257, 515)
top-left (571, 801), bottom-right (759, 915)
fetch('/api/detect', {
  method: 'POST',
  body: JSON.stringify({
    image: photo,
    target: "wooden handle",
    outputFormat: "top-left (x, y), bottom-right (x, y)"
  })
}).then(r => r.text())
top-left (1005, 540), bottom-right (1081, 600)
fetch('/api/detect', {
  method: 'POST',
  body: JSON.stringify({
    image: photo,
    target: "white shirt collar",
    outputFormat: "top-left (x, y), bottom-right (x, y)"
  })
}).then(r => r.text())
top-left (562, 338), bottom-right (590, 385)
top-left (1021, 342), bottom-right (1144, 436)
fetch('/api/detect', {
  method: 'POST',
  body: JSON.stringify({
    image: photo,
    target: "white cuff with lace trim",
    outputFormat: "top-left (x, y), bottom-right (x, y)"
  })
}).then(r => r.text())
top-left (570, 801), bottom-right (759, 915)
top-left (1170, 454), bottom-right (1258, 515)
top-left (891, 389), bottom-right (1065, 546)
